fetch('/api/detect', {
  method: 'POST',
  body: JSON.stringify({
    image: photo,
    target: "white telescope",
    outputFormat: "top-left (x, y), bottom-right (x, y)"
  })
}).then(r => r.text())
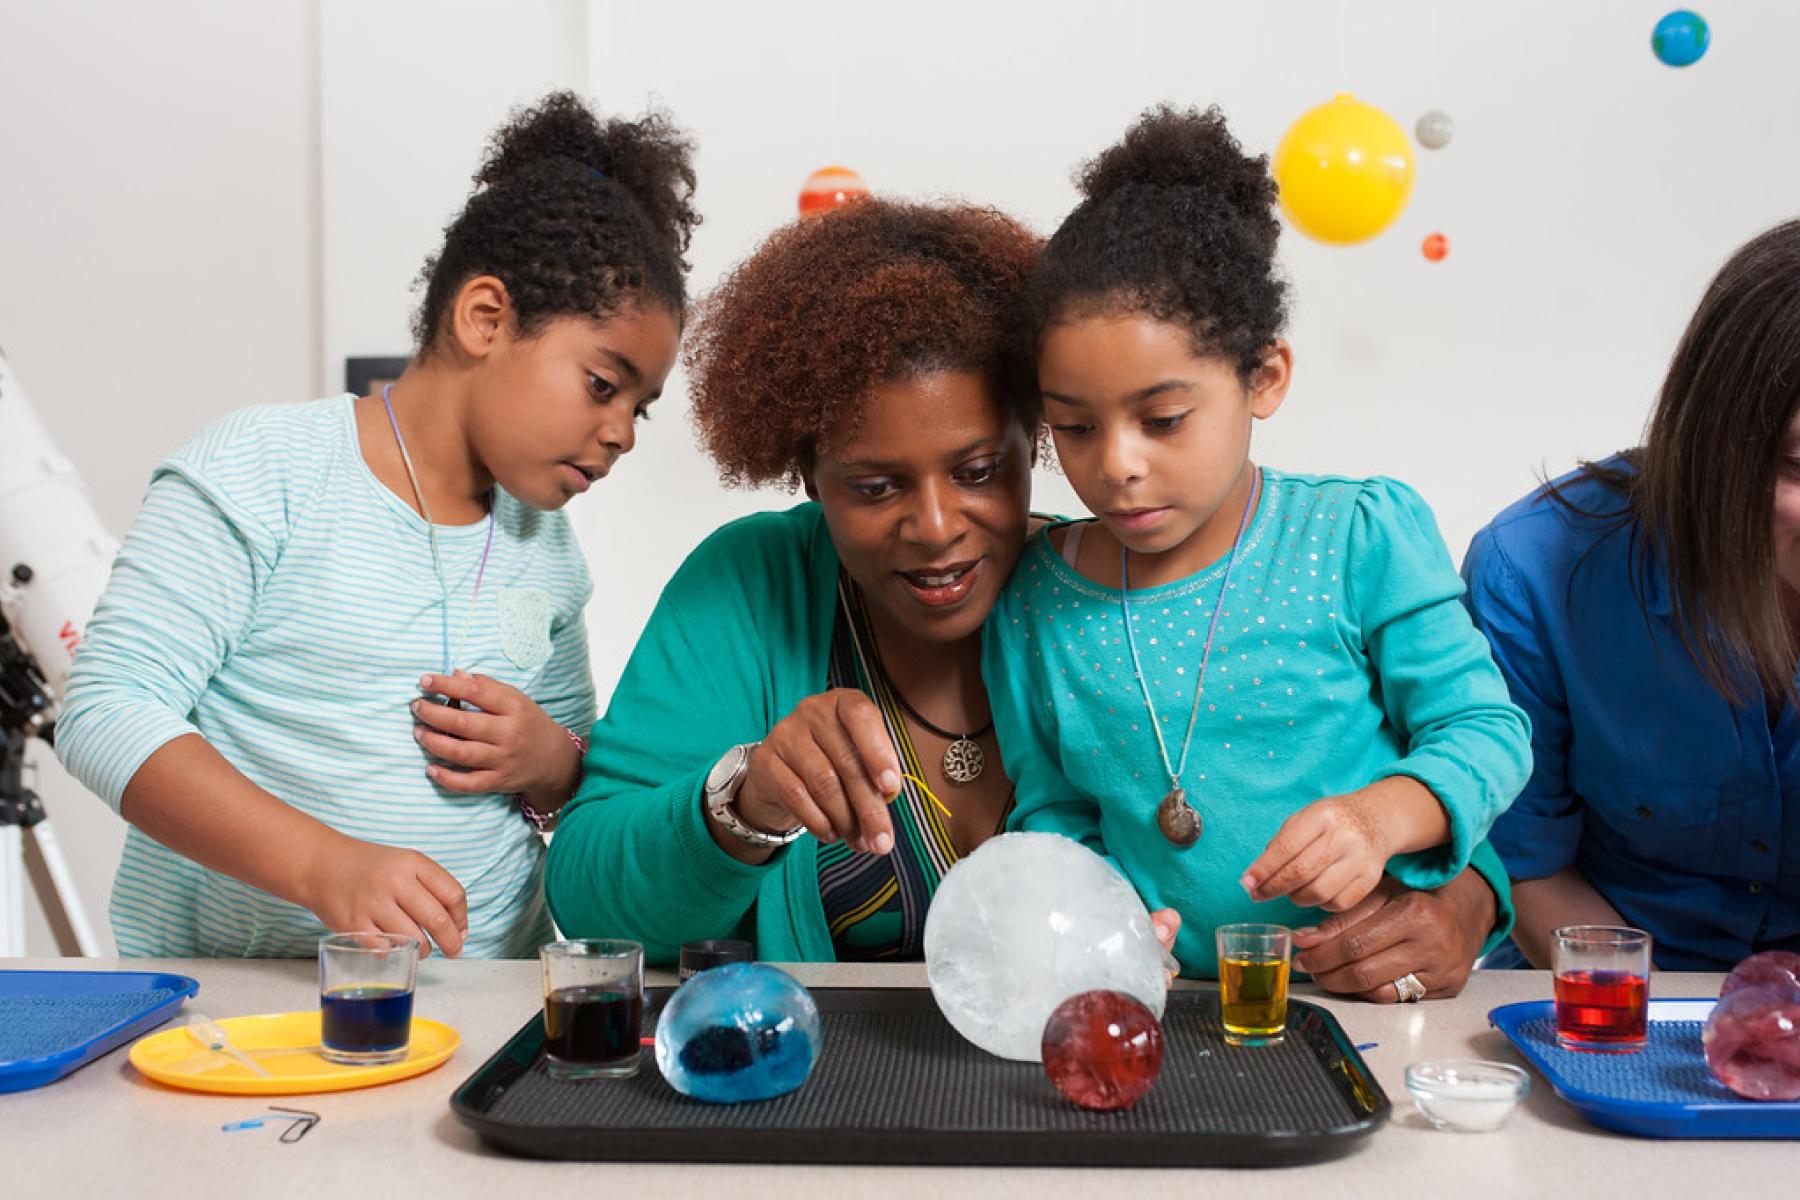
top-left (0, 349), bottom-right (117, 711)
top-left (0, 346), bottom-right (109, 955)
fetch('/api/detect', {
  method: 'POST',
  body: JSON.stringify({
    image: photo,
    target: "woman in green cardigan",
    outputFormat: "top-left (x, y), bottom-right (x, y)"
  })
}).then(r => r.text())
top-left (545, 198), bottom-right (1508, 1000)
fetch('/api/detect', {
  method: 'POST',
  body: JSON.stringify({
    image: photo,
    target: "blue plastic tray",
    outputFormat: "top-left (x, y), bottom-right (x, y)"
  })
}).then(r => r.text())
top-left (1490, 997), bottom-right (1800, 1138)
top-left (0, 969), bottom-right (199, 1093)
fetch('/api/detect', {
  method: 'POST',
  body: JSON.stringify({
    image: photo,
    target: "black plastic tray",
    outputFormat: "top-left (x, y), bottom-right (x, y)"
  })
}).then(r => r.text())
top-left (450, 987), bottom-right (1387, 1167)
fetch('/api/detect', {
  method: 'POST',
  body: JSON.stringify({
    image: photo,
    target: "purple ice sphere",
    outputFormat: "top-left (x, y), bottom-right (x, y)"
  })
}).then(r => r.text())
top-left (1703, 984), bottom-right (1800, 1101)
top-left (1719, 951), bottom-right (1800, 1000)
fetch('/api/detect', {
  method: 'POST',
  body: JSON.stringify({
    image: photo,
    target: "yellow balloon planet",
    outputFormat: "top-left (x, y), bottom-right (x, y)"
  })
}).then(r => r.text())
top-left (1273, 93), bottom-right (1415, 246)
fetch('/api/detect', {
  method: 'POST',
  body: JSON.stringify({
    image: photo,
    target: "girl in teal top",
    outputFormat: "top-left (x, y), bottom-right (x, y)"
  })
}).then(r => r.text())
top-left (985, 106), bottom-right (1533, 982)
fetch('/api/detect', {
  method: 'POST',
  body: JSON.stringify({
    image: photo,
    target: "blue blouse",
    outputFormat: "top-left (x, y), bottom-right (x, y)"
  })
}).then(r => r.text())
top-left (1463, 461), bottom-right (1800, 969)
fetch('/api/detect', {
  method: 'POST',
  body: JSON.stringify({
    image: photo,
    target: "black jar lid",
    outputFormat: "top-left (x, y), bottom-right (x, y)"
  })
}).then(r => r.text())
top-left (679, 938), bottom-right (754, 979)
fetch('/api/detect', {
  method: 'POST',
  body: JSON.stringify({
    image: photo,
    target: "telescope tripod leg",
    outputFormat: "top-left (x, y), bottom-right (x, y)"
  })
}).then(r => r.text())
top-left (1, 737), bottom-right (100, 956)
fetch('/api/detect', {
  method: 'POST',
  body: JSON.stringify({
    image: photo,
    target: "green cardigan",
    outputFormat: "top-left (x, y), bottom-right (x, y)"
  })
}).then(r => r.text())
top-left (545, 501), bottom-right (1517, 968)
top-left (547, 503), bottom-right (842, 964)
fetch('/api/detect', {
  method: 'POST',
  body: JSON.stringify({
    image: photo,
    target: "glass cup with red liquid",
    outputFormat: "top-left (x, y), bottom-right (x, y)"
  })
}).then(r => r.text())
top-left (1552, 925), bottom-right (1651, 1053)
top-left (540, 939), bottom-right (644, 1080)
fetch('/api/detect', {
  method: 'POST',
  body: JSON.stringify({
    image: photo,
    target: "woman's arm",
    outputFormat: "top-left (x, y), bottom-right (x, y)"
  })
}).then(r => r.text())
top-left (1462, 519), bottom-right (1610, 959)
top-left (1509, 867), bottom-right (1625, 967)
top-left (545, 510), bottom-right (857, 963)
top-left (545, 576), bottom-right (777, 962)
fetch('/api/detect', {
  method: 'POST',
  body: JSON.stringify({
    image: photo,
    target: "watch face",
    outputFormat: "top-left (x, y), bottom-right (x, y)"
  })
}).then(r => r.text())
top-left (706, 745), bottom-right (744, 795)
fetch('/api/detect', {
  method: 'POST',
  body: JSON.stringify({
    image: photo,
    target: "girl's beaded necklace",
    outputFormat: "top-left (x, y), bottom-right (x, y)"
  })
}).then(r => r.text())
top-left (380, 384), bottom-right (495, 679)
top-left (1119, 468), bottom-right (1261, 846)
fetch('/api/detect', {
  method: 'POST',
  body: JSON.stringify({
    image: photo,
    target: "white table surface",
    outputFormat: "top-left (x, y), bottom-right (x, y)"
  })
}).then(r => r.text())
top-left (4, 957), bottom-right (1787, 1198)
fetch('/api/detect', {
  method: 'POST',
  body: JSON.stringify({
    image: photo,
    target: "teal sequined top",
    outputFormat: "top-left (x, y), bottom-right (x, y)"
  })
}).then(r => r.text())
top-left (983, 470), bottom-right (1532, 977)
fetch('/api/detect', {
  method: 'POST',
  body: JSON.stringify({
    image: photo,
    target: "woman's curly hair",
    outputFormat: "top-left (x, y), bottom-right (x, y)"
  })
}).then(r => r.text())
top-left (686, 199), bottom-right (1042, 490)
top-left (1029, 104), bottom-right (1287, 381)
top-left (413, 91), bottom-right (700, 350)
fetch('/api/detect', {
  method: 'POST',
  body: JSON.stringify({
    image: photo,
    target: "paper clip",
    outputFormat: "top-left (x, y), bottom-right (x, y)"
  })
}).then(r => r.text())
top-left (267, 1105), bottom-right (321, 1143)
top-left (221, 1117), bottom-right (265, 1132)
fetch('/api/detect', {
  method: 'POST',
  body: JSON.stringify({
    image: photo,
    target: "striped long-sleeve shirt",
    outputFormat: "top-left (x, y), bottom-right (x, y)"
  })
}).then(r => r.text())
top-left (55, 395), bottom-right (596, 957)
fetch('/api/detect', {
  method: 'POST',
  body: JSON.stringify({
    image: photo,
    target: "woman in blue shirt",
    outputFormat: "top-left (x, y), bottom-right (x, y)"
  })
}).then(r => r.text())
top-left (1464, 221), bottom-right (1800, 970)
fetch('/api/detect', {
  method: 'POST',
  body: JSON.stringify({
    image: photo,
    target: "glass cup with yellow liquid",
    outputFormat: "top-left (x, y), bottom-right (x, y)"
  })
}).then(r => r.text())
top-left (1216, 923), bottom-right (1293, 1047)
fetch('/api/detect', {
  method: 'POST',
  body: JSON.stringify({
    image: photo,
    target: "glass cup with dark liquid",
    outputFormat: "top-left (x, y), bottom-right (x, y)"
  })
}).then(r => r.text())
top-left (319, 932), bottom-right (418, 1066)
top-left (1552, 925), bottom-right (1651, 1052)
top-left (540, 939), bottom-right (644, 1080)
top-left (1216, 923), bottom-right (1293, 1047)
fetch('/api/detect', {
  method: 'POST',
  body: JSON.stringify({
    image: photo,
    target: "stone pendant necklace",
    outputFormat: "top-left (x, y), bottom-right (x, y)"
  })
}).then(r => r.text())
top-left (1119, 469), bottom-right (1261, 846)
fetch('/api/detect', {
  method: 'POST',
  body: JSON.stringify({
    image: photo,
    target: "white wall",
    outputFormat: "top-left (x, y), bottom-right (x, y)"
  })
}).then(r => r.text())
top-left (1, 1), bottom-right (317, 954)
top-left (4, 0), bottom-right (1796, 954)
top-left (562, 0), bottom-right (1800, 700)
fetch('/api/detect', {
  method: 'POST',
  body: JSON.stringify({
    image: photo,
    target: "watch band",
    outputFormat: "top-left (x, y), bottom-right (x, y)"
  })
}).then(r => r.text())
top-left (705, 742), bottom-right (805, 847)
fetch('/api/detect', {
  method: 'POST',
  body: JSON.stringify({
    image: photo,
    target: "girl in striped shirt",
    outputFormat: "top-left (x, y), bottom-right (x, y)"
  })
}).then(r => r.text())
top-left (55, 93), bottom-right (697, 958)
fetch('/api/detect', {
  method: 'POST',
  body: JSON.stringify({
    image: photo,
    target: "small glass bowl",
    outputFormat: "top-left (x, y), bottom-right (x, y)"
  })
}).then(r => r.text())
top-left (1405, 1060), bottom-right (1530, 1132)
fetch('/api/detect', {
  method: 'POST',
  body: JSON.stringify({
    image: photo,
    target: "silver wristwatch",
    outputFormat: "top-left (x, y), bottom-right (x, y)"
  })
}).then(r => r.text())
top-left (704, 742), bottom-right (804, 847)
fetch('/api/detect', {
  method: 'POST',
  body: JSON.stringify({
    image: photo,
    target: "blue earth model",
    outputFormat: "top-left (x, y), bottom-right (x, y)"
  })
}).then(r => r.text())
top-left (1652, 10), bottom-right (1710, 67)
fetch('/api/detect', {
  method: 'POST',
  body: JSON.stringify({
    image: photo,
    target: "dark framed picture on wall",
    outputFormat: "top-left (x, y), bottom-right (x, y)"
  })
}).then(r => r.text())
top-left (345, 356), bottom-right (410, 397)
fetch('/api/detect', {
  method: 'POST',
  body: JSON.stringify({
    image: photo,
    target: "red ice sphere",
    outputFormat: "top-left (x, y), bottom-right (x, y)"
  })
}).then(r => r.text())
top-left (1720, 951), bottom-right (1800, 999)
top-left (1040, 989), bottom-right (1164, 1112)
top-left (1703, 983), bottom-right (1800, 1101)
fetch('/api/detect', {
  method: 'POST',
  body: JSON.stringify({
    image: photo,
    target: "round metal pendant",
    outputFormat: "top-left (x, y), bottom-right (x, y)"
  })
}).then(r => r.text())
top-left (942, 738), bottom-right (985, 784)
top-left (1156, 787), bottom-right (1202, 846)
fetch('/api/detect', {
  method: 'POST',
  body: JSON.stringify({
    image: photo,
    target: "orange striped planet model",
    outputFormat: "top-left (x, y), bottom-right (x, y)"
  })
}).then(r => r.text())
top-left (798, 165), bottom-right (870, 216)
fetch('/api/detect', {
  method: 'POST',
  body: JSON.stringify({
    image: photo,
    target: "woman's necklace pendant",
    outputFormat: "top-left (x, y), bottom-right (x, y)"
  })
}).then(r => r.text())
top-left (1156, 786), bottom-right (1202, 846)
top-left (943, 738), bottom-right (985, 784)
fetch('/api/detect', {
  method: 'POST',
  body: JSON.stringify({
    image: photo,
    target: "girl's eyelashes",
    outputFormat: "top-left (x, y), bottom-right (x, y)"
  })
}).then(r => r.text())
top-left (1049, 414), bottom-right (1187, 436)
top-left (592, 371), bottom-right (653, 420)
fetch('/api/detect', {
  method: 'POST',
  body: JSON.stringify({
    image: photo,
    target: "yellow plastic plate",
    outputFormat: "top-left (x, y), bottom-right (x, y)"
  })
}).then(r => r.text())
top-left (129, 1010), bottom-right (459, 1095)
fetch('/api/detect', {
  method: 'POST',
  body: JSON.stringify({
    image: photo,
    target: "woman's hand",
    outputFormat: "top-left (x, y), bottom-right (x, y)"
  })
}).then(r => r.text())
top-left (413, 671), bottom-right (581, 810)
top-left (298, 834), bottom-right (468, 959)
top-left (732, 688), bottom-right (904, 854)
top-left (1291, 867), bottom-right (1497, 1002)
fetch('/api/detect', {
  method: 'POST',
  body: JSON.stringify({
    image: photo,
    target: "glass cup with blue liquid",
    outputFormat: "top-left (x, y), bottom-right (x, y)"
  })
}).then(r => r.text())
top-left (319, 932), bottom-right (418, 1066)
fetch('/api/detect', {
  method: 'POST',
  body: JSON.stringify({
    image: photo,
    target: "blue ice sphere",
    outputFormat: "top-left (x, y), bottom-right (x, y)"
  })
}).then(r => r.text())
top-left (653, 962), bottom-right (821, 1103)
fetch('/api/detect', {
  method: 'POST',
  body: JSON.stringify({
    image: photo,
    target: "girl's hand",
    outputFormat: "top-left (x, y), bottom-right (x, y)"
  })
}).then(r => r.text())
top-left (299, 834), bottom-right (468, 959)
top-left (1150, 907), bottom-right (1182, 982)
top-left (412, 672), bottom-right (580, 804)
top-left (734, 688), bottom-right (904, 855)
top-left (1239, 791), bottom-right (1389, 912)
